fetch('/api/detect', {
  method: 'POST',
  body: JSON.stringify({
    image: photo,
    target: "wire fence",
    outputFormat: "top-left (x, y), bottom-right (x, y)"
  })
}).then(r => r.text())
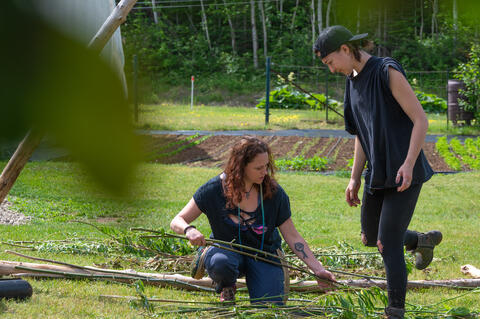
top-left (271, 63), bottom-right (453, 102)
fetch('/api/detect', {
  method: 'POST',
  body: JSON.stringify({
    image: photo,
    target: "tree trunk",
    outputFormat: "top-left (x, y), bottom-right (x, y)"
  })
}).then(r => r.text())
top-left (311, 0), bottom-right (316, 61)
top-left (453, 0), bottom-right (458, 35)
top-left (250, 0), bottom-right (258, 68)
top-left (383, 5), bottom-right (387, 56)
top-left (431, 0), bottom-right (438, 39)
top-left (356, 5), bottom-right (360, 33)
top-left (151, 0), bottom-right (158, 24)
top-left (317, 0), bottom-right (323, 34)
top-left (420, 0), bottom-right (424, 40)
top-left (279, 0), bottom-right (283, 29)
top-left (376, 5), bottom-right (381, 56)
top-left (258, 0), bottom-right (267, 59)
top-left (0, 0), bottom-right (138, 205)
top-left (291, 0), bottom-right (300, 30)
top-left (223, 0), bottom-right (236, 55)
top-left (326, 0), bottom-right (332, 27)
top-left (199, 0), bottom-right (212, 51)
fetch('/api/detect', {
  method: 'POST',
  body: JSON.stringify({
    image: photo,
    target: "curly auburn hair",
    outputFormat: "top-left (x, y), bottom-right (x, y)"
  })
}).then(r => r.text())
top-left (223, 136), bottom-right (277, 209)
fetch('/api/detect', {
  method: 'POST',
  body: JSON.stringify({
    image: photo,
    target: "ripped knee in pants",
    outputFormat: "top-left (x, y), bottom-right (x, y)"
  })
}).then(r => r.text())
top-left (361, 232), bottom-right (378, 247)
top-left (376, 240), bottom-right (384, 254)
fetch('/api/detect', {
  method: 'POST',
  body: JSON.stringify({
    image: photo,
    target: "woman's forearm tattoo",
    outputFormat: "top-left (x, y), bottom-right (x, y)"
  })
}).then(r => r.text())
top-left (294, 242), bottom-right (308, 259)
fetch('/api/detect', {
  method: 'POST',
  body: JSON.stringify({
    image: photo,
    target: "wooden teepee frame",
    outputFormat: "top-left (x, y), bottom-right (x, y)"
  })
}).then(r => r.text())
top-left (0, 0), bottom-right (138, 204)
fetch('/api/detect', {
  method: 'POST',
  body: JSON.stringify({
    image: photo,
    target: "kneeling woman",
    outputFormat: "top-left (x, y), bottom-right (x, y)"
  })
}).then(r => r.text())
top-left (171, 136), bottom-right (335, 304)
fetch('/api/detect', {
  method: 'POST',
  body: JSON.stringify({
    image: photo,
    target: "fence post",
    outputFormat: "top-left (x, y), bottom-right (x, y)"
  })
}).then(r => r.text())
top-left (133, 54), bottom-right (138, 123)
top-left (265, 56), bottom-right (271, 125)
top-left (325, 67), bottom-right (329, 123)
top-left (446, 70), bottom-right (449, 129)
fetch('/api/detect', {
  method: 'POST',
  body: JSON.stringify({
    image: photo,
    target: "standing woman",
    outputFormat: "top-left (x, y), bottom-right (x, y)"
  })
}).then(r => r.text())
top-left (313, 26), bottom-right (442, 318)
top-left (170, 136), bottom-right (335, 304)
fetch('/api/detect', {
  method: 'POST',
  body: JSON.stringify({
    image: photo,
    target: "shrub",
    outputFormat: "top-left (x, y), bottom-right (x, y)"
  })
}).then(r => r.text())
top-left (454, 44), bottom-right (480, 122)
top-left (415, 90), bottom-right (447, 113)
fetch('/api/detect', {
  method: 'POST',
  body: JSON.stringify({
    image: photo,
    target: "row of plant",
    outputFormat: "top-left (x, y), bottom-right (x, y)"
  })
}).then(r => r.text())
top-left (436, 136), bottom-right (480, 170)
top-left (275, 155), bottom-right (330, 171)
top-left (157, 134), bottom-right (211, 158)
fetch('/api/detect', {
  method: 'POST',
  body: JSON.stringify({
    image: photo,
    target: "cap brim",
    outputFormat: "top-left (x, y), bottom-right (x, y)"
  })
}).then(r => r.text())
top-left (349, 33), bottom-right (368, 41)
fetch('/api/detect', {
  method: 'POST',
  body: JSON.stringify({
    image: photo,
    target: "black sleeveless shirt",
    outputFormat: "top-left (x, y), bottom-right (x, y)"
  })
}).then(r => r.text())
top-left (343, 56), bottom-right (433, 191)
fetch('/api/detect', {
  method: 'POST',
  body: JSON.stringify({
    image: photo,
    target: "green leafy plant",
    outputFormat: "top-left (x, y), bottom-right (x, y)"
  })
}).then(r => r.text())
top-left (415, 90), bottom-right (447, 113)
top-left (454, 44), bottom-right (480, 121)
top-left (275, 155), bottom-right (329, 171)
top-left (450, 138), bottom-right (480, 170)
top-left (256, 74), bottom-right (341, 111)
top-left (435, 136), bottom-right (462, 170)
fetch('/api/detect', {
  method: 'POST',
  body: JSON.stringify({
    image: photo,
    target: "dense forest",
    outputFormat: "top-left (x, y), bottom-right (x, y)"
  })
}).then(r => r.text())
top-left (122, 0), bottom-right (480, 104)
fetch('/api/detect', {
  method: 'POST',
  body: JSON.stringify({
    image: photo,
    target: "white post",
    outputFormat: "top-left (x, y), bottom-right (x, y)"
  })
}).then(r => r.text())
top-left (190, 75), bottom-right (195, 110)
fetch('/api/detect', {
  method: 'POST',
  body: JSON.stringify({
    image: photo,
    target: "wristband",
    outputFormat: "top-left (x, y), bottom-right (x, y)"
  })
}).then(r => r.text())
top-left (183, 225), bottom-right (196, 235)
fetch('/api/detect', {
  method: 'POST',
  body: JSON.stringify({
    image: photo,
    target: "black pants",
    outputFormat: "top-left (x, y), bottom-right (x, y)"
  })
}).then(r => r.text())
top-left (361, 184), bottom-right (421, 309)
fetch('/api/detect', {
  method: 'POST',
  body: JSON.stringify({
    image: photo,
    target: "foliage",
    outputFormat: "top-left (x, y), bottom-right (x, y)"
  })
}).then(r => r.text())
top-left (275, 155), bottom-right (329, 171)
top-left (0, 1), bottom-right (140, 195)
top-left (454, 44), bottom-right (480, 121)
top-left (415, 90), bottom-right (447, 113)
top-left (256, 81), bottom-right (341, 111)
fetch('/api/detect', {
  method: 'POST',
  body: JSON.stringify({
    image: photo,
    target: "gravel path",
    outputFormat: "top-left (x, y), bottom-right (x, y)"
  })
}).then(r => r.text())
top-left (0, 200), bottom-right (31, 225)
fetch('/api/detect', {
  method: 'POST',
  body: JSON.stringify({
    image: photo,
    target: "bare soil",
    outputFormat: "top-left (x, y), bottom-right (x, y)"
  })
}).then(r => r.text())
top-left (143, 134), bottom-right (454, 172)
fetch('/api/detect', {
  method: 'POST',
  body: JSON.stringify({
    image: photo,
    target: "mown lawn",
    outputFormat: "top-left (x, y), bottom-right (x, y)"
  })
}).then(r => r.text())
top-left (136, 104), bottom-right (480, 135)
top-left (0, 162), bottom-right (479, 318)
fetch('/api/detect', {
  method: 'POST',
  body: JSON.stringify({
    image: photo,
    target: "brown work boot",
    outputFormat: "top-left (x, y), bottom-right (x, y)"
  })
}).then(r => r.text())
top-left (383, 306), bottom-right (405, 319)
top-left (191, 246), bottom-right (211, 279)
top-left (412, 230), bottom-right (443, 270)
top-left (219, 285), bottom-right (236, 303)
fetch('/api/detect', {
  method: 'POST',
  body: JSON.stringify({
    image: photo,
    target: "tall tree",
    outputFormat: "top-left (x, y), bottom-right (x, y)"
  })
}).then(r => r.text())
top-left (326, 0), bottom-right (333, 27)
top-left (291, 0), bottom-right (300, 29)
top-left (258, 0), bottom-right (267, 59)
top-left (223, 0), bottom-right (236, 55)
top-left (151, 0), bottom-right (158, 24)
top-left (356, 5), bottom-right (360, 33)
top-left (200, 0), bottom-right (212, 51)
top-left (420, 0), bottom-right (424, 40)
top-left (453, 0), bottom-right (458, 33)
top-left (250, 0), bottom-right (258, 68)
top-left (431, 0), bottom-right (438, 39)
top-left (317, 0), bottom-right (323, 34)
top-left (311, 0), bottom-right (316, 61)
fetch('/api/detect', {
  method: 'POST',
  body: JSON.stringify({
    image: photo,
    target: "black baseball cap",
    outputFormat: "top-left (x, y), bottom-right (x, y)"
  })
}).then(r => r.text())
top-left (313, 25), bottom-right (368, 59)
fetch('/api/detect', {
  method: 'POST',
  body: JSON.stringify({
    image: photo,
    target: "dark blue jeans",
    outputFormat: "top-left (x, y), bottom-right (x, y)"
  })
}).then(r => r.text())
top-left (204, 246), bottom-right (285, 304)
top-left (361, 183), bottom-right (422, 309)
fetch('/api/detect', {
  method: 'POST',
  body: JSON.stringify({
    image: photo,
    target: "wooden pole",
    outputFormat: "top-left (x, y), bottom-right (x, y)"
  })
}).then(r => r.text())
top-left (88, 0), bottom-right (138, 54)
top-left (0, 130), bottom-right (43, 204)
top-left (0, 0), bottom-right (138, 205)
top-left (2, 260), bottom-right (480, 292)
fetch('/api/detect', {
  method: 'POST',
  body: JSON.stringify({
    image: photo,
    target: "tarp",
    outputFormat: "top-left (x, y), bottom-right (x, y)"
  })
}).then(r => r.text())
top-left (32, 0), bottom-right (127, 93)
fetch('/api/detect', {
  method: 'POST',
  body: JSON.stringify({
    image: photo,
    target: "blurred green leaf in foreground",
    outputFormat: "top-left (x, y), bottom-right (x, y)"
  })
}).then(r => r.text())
top-left (0, 1), bottom-right (141, 195)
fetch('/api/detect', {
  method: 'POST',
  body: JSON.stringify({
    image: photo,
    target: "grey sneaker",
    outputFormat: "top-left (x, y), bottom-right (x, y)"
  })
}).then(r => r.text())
top-left (413, 230), bottom-right (443, 270)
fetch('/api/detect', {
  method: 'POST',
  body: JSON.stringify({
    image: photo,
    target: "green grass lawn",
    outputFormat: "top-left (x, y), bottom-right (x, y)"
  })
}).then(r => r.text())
top-left (136, 104), bottom-right (480, 135)
top-left (1, 162), bottom-right (479, 318)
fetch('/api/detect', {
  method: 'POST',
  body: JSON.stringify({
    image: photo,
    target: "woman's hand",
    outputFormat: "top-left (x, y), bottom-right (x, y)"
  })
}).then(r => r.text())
top-left (185, 227), bottom-right (206, 246)
top-left (396, 162), bottom-right (414, 192)
top-left (345, 178), bottom-right (361, 207)
top-left (314, 268), bottom-right (337, 290)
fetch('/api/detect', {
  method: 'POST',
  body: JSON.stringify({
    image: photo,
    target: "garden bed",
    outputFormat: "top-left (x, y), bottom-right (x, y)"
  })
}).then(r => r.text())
top-left (143, 134), bottom-right (454, 172)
